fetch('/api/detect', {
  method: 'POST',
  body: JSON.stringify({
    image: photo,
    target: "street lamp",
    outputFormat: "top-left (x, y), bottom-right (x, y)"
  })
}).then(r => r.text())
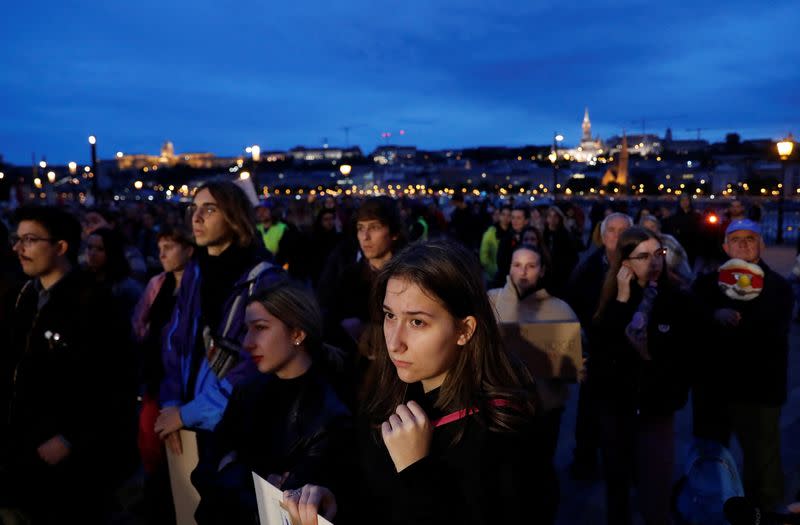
top-left (47, 171), bottom-right (56, 184)
top-left (88, 135), bottom-right (99, 201)
top-left (339, 164), bottom-right (352, 176)
top-left (551, 132), bottom-right (563, 191)
top-left (776, 134), bottom-right (794, 245)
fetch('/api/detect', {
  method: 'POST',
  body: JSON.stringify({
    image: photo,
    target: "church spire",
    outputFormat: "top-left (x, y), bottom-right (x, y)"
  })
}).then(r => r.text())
top-left (582, 107), bottom-right (592, 142)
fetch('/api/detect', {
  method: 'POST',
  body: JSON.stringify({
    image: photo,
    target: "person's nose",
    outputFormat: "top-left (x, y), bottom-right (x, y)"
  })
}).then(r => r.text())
top-left (384, 321), bottom-right (406, 355)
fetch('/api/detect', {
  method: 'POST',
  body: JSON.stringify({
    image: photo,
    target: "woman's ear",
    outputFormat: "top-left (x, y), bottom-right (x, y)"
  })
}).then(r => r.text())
top-left (457, 316), bottom-right (477, 346)
top-left (290, 328), bottom-right (307, 347)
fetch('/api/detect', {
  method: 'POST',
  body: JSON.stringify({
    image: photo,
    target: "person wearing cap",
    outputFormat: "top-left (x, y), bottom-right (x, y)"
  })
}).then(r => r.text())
top-left (691, 218), bottom-right (794, 510)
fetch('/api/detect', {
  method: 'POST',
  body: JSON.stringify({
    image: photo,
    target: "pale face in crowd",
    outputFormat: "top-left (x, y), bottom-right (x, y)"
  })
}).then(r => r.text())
top-left (356, 219), bottom-right (395, 264)
top-left (158, 238), bottom-right (193, 274)
top-left (191, 189), bottom-right (233, 252)
top-left (382, 277), bottom-right (475, 393)
top-left (85, 234), bottom-right (107, 272)
top-left (242, 302), bottom-right (307, 378)
top-left (498, 208), bottom-right (512, 230)
top-left (13, 220), bottom-right (66, 279)
top-left (602, 216), bottom-right (631, 254)
top-left (510, 248), bottom-right (544, 297)
top-left (511, 210), bottom-right (527, 233)
top-left (723, 230), bottom-right (762, 264)
top-left (82, 211), bottom-right (111, 239)
top-left (545, 209), bottom-right (562, 232)
top-left (623, 238), bottom-right (664, 286)
top-left (728, 200), bottom-right (746, 220)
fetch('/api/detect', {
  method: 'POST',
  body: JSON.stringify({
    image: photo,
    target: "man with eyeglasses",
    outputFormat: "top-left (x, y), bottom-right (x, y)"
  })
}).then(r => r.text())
top-left (692, 219), bottom-right (794, 510)
top-left (1, 206), bottom-right (135, 522)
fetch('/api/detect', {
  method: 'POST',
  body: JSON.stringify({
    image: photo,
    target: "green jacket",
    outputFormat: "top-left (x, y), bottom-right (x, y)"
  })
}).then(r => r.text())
top-left (480, 225), bottom-right (502, 279)
top-left (257, 222), bottom-right (287, 256)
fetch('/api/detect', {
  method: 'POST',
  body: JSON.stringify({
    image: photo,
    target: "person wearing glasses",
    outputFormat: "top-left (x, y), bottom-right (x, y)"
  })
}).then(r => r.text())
top-left (154, 181), bottom-right (285, 516)
top-left (592, 226), bottom-right (696, 525)
top-left (1, 206), bottom-right (135, 523)
top-left (692, 219), bottom-right (794, 511)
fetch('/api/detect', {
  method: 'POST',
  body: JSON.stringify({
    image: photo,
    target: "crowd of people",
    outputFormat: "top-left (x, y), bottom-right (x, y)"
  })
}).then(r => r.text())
top-left (0, 183), bottom-right (796, 525)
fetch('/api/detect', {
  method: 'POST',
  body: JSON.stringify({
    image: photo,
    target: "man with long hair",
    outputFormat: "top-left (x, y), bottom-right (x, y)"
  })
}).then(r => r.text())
top-left (154, 182), bottom-right (285, 515)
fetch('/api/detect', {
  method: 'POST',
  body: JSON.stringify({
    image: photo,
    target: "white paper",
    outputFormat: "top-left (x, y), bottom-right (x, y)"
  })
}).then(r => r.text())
top-left (165, 429), bottom-right (201, 525)
top-left (252, 473), bottom-right (334, 525)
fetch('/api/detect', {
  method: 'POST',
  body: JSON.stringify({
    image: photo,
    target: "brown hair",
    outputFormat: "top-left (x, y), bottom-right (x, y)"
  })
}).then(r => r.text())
top-left (364, 240), bottom-right (536, 441)
top-left (157, 225), bottom-right (195, 247)
top-left (196, 181), bottom-right (257, 248)
top-left (594, 226), bottom-right (667, 321)
top-left (248, 280), bottom-right (323, 358)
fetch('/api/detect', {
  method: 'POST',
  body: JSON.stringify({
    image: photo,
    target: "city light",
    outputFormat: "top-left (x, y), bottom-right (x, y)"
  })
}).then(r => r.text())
top-left (68, 162), bottom-right (77, 174)
top-left (555, 134), bottom-right (564, 142)
top-left (84, 166), bottom-right (91, 173)
top-left (39, 161), bottom-right (47, 169)
top-left (777, 136), bottom-right (794, 159)
top-left (47, 171), bottom-right (56, 183)
top-left (116, 151), bottom-right (124, 158)
top-left (239, 171), bottom-right (251, 180)
top-left (88, 135), bottom-right (96, 145)
top-left (134, 180), bottom-right (143, 190)
top-left (34, 178), bottom-right (42, 188)
top-left (339, 164), bottom-right (352, 176)
top-left (251, 145), bottom-right (261, 162)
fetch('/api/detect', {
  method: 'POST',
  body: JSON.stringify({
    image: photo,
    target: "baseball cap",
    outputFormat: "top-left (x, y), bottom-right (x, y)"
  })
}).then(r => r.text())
top-left (725, 218), bottom-right (761, 237)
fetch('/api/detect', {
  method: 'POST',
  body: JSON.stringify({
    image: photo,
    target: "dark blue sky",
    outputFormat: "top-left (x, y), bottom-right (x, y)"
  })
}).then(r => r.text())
top-left (2, 0), bottom-right (798, 164)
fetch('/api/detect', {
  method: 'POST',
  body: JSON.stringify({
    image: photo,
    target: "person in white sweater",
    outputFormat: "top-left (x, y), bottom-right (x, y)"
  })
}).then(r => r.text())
top-left (488, 244), bottom-right (581, 459)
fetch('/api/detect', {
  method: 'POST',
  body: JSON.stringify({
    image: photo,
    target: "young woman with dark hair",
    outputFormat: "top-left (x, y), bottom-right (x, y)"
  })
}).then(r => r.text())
top-left (592, 226), bottom-right (696, 525)
top-left (193, 281), bottom-right (352, 525)
top-left (85, 226), bottom-right (144, 322)
top-left (284, 240), bottom-right (555, 525)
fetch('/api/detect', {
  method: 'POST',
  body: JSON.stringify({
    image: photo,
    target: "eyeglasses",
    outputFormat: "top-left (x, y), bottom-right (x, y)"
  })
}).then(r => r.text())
top-left (627, 247), bottom-right (667, 262)
top-left (10, 234), bottom-right (54, 247)
top-left (186, 203), bottom-right (218, 220)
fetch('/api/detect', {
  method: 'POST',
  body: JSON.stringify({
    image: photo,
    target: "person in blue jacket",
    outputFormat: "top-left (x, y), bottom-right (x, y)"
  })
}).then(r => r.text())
top-left (154, 181), bottom-right (285, 461)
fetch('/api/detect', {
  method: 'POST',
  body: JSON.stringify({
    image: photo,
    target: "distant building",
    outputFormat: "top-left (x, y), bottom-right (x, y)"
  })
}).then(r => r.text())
top-left (663, 128), bottom-right (709, 154)
top-left (606, 133), bottom-right (662, 157)
top-left (371, 145), bottom-right (418, 165)
top-left (563, 108), bottom-right (606, 163)
top-left (116, 141), bottom-right (240, 171)
top-left (289, 146), bottom-right (363, 162)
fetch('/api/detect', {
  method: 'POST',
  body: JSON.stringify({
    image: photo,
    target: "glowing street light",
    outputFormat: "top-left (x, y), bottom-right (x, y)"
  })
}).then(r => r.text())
top-left (239, 171), bottom-right (251, 180)
top-left (134, 180), bottom-right (143, 190)
top-left (39, 160), bottom-right (47, 169)
top-left (47, 171), bottom-right (56, 183)
top-left (339, 164), bottom-right (352, 176)
top-left (251, 145), bottom-right (261, 162)
top-left (116, 151), bottom-right (124, 159)
top-left (68, 161), bottom-right (77, 174)
top-left (776, 134), bottom-right (795, 244)
top-left (88, 135), bottom-right (96, 145)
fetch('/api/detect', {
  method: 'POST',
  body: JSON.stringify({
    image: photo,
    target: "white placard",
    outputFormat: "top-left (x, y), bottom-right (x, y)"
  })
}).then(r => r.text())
top-left (165, 429), bottom-right (201, 525)
top-left (252, 473), bottom-right (334, 525)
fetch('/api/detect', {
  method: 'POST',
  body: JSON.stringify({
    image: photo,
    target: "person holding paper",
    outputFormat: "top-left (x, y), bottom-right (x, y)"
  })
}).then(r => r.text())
top-left (592, 226), bottom-right (697, 525)
top-left (284, 240), bottom-right (555, 525)
top-left (193, 281), bottom-right (352, 524)
top-left (488, 243), bottom-right (580, 524)
top-left (155, 182), bottom-right (285, 516)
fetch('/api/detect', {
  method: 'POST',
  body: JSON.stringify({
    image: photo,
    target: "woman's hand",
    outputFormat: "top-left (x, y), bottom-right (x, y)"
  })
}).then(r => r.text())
top-left (381, 400), bottom-right (433, 473)
top-left (283, 484), bottom-right (338, 525)
top-left (155, 406), bottom-right (184, 439)
top-left (616, 266), bottom-right (634, 303)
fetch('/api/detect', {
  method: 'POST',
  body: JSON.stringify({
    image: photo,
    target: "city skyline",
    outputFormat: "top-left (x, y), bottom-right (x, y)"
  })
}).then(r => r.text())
top-left (2, 0), bottom-right (798, 164)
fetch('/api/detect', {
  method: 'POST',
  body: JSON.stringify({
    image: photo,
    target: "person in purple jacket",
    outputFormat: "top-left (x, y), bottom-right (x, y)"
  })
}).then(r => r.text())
top-left (154, 181), bottom-right (285, 465)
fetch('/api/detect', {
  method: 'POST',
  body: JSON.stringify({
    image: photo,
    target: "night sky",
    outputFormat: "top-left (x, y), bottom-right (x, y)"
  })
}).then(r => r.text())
top-left (2, 0), bottom-right (798, 164)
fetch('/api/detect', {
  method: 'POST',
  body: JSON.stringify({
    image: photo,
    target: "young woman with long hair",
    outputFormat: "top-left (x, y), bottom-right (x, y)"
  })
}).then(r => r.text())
top-left (283, 240), bottom-right (554, 525)
top-left (592, 226), bottom-right (696, 525)
top-left (193, 281), bottom-right (351, 524)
